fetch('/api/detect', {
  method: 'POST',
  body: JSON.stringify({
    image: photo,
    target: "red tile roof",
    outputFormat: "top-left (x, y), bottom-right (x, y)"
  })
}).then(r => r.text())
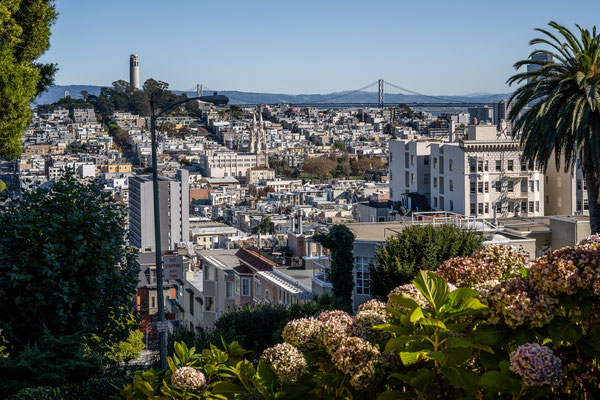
top-left (235, 248), bottom-right (277, 272)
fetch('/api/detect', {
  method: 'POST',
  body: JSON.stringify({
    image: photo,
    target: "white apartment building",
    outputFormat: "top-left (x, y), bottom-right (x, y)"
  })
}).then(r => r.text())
top-left (390, 124), bottom-right (545, 218)
top-left (198, 149), bottom-right (257, 182)
top-left (545, 154), bottom-right (589, 216)
top-left (389, 139), bottom-right (435, 207)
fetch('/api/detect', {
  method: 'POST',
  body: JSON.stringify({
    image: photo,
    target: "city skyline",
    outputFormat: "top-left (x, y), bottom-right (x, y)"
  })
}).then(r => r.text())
top-left (40, 0), bottom-right (600, 95)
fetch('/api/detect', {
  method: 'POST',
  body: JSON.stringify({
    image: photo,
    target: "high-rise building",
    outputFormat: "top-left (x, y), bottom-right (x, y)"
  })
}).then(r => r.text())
top-left (493, 100), bottom-right (510, 133)
top-left (467, 106), bottom-right (494, 124)
top-left (129, 169), bottom-right (189, 250)
top-left (527, 53), bottom-right (552, 82)
top-left (130, 54), bottom-right (140, 90)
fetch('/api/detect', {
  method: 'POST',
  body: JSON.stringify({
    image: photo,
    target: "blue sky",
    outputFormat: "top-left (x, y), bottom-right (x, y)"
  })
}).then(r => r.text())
top-left (40, 0), bottom-right (600, 95)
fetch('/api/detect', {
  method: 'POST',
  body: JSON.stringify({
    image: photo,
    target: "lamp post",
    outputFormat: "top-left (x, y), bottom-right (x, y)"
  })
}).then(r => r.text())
top-left (149, 93), bottom-right (228, 370)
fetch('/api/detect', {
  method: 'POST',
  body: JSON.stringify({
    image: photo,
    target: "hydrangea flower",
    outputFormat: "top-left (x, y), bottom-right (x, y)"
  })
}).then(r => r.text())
top-left (261, 343), bottom-right (307, 384)
top-left (436, 256), bottom-right (497, 288)
top-left (357, 299), bottom-right (388, 315)
top-left (472, 244), bottom-right (531, 278)
top-left (351, 309), bottom-right (390, 344)
top-left (510, 343), bottom-right (562, 387)
top-left (578, 234), bottom-right (600, 249)
top-left (331, 336), bottom-right (381, 390)
top-left (484, 278), bottom-right (555, 328)
top-left (318, 310), bottom-right (353, 353)
top-left (170, 366), bottom-right (207, 391)
top-left (282, 317), bottom-right (324, 350)
top-left (388, 283), bottom-right (429, 309)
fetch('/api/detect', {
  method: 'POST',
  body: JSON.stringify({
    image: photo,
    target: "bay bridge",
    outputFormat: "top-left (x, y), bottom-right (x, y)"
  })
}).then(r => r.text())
top-left (184, 79), bottom-right (496, 108)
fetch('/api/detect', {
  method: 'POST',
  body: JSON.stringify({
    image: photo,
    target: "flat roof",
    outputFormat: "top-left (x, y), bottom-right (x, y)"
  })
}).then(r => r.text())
top-left (198, 249), bottom-right (240, 270)
top-left (347, 222), bottom-right (408, 243)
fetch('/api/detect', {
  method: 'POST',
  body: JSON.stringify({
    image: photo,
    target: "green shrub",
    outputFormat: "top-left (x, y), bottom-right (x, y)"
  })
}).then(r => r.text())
top-left (369, 224), bottom-right (483, 300)
top-left (6, 377), bottom-right (129, 400)
top-left (0, 333), bottom-right (102, 398)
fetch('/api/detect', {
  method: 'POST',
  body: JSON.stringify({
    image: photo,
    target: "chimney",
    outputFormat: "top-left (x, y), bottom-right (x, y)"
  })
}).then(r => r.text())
top-left (298, 210), bottom-right (303, 235)
top-left (291, 216), bottom-right (296, 233)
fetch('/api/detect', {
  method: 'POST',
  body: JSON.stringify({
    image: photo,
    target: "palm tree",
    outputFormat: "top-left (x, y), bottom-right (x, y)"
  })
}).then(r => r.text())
top-left (508, 21), bottom-right (600, 234)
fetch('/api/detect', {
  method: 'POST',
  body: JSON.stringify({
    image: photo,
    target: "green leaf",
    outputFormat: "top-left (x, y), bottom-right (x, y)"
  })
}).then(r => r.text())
top-left (480, 350), bottom-right (508, 370)
top-left (475, 324), bottom-right (511, 346)
top-left (378, 390), bottom-right (418, 400)
top-left (446, 288), bottom-right (479, 308)
top-left (512, 325), bottom-right (537, 345)
top-left (441, 367), bottom-right (479, 395)
top-left (549, 316), bottom-right (582, 343)
top-left (413, 270), bottom-right (449, 312)
top-left (479, 371), bottom-right (522, 394)
top-left (388, 295), bottom-right (419, 311)
top-left (442, 346), bottom-right (473, 367)
top-left (420, 317), bottom-right (447, 330)
top-left (410, 307), bottom-right (425, 322)
top-left (211, 382), bottom-right (246, 394)
top-left (399, 351), bottom-right (424, 365)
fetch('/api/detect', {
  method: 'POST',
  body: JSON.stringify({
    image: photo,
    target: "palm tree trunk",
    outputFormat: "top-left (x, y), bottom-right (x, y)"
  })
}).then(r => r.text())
top-left (582, 149), bottom-right (600, 234)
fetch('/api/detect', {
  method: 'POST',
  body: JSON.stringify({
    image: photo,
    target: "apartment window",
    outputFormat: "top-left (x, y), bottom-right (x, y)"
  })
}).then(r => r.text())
top-left (254, 279), bottom-right (262, 302)
top-left (226, 281), bottom-right (234, 299)
top-left (485, 203), bottom-right (489, 214)
top-left (411, 155), bottom-right (415, 165)
top-left (484, 182), bottom-right (489, 193)
top-left (434, 177), bottom-right (438, 188)
top-left (529, 201), bottom-right (534, 213)
top-left (484, 161), bottom-right (489, 172)
top-left (478, 182), bottom-right (483, 193)
top-left (577, 180), bottom-right (582, 190)
top-left (584, 199), bottom-right (590, 210)
top-left (508, 203), bottom-right (514, 213)
top-left (205, 296), bottom-right (215, 311)
top-left (469, 160), bottom-right (476, 173)
top-left (405, 152), bottom-right (409, 168)
top-left (495, 181), bottom-right (501, 192)
top-left (470, 181), bottom-right (476, 193)
top-left (478, 203), bottom-right (483, 215)
top-left (496, 160), bottom-right (502, 171)
top-left (188, 294), bottom-right (194, 316)
top-left (241, 277), bottom-right (250, 296)
top-left (521, 180), bottom-right (528, 193)
top-left (521, 161), bottom-right (527, 171)
top-left (577, 200), bottom-right (583, 211)
top-left (151, 296), bottom-right (155, 309)
top-left (521, 200), bottom-right (527, 212)
top-left (450, 200), bottom-right (454, 211)
top-left (508, 181), bottom-right (514, 192)
top-left (536, 180), bottom-right (539, 191)
top-left (470, 203), bottom-right (476, 215)
top-left (496, 202), bottom-right (502, 212)
top-left (405, 171), bottom-right (409, 187)
top-left (449, 180), bottom-right (454, 192)
top-left (536, 201), bottom-right (540, 212)
top-left (424, 156), bottom-right (429, 165)
top-left (508, 160), bottom-right (514, 171)
top-left (449, 159), bottom-right (454, 171)
top-left (434, 197), bottom-right (438, 208)
top-left (411, 173), bottom-right (415, 184)
top-left (433, 158), bottom-right (438, 169)
top-left (529, 180), bottom-right (534, 192)
top-left (354, 256), bottom-right (372, 295)
top-left (477, 160), bottom-right (483, 172)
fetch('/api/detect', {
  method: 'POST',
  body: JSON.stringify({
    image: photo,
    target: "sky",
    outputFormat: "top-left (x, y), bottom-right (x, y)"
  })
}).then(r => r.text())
top-left (40, 0), bottom-right (600, 95)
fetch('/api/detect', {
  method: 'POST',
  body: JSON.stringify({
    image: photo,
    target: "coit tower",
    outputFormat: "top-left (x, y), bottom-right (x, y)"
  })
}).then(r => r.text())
top-left (129, 54), bottom-right (139, 89)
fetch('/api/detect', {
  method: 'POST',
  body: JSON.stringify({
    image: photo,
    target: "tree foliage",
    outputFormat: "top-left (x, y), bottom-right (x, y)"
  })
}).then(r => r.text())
top-left (508, 21), bottom-right (600, 233)
top-left (252, 216), bottom-right (273, 234)
top-left (313, 225), bottom-right (356, 309)
top-left (301, 156), bottom-right (337, 179)
top-left (369, 225), bottom-right (483, 300)
top-left (0, 0), bottom-right (57, 159)
top-left (0, 176), bottom-right (139, 351)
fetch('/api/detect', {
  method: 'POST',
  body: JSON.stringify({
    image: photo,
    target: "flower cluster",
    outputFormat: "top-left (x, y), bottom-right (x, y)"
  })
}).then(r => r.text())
top-left (357, 299), bottom-right (388, 315)
top-left (436, 257), bottom-right (497, 288)
top-left (388, 283), bottom-right (429, 309)
top-left (578, 234), bottom-right (600, 249)
top-left (331, 336), bottom-right (381, 390)
top-left (282, 317), bottom-right (324, 351)
top-left (170, 366), bottom-right (207, 391)
top-left (484, 278), bottom-right (556, 328)
top-left (318, 310), bottom-right (354, 353)
top-left (529, 245), bottom-right (600, 296)
top-left (261, 343), bottom-right (307, 384)
top-left (352, 309), bottom-right (390, 345)
top-left (472, 244), bottom-right (531, 278)
top-left (510, 343), bottom-right (562, 387)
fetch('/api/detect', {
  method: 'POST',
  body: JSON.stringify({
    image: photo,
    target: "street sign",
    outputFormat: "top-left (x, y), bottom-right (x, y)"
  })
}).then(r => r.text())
top-left (163, 255), bottom-right (183, 280)
top-left (156, 320), bottom-right (169, 333)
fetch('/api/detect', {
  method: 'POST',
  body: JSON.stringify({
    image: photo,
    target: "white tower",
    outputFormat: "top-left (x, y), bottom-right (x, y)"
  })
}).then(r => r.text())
top-left (129, 54), bottom-right (140, 90)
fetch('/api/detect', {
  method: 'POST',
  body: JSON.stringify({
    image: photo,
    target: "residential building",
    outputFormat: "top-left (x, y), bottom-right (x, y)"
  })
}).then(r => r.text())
top-left (544, 154), bottom-right (589, 216)
top-left (129, 169), bottom-right (190, 250)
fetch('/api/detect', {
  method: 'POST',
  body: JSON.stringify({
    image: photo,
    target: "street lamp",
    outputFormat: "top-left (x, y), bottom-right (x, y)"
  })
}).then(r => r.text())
top-left (149, 93), bottom-right (229, 370)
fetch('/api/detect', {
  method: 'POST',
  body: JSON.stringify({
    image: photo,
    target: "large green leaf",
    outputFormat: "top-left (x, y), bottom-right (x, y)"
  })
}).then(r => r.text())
top-left (413, 270), bottom-right (449, 313)
top-left (475, 324), bottom-right (511, 346)
top-left (378, 390), bottom-right (418, 400)
top-left (388, 294), bottom-right (419, 311)
top-left (549, 316), bottom-right (582, 343)
top-left (479, 371), bottom-right (522, 394)
top-left (441, 367), bottom-right (479, 395)
top-left (410, 307), bottom-right (425, 323)
top-left (442, 346), bottom-right (473, 367)
top-left (211, 382), bottom-right (246, 394)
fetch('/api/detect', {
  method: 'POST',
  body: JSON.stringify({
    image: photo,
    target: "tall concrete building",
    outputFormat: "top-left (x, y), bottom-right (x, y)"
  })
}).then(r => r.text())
top-left (527, 53), bottom-right (552, 82)
top-left (130, 54), bottom-right (140, 90)
top-left (467, 106), bottom-right (494, 124)
top-left (129, 169), bottom-right (189, 251)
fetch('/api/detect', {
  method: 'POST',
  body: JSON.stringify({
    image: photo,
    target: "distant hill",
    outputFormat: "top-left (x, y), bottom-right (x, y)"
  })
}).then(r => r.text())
top-left (35, 85), bottom-right (512, 106)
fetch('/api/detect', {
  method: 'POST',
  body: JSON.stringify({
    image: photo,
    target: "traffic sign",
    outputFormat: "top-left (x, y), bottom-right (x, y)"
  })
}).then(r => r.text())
top-left (163, 255), bottom-right (183, 280)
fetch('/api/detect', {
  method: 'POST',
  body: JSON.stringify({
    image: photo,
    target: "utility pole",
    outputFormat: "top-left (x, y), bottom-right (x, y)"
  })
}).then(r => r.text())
top-left (149, 92), bottom-right (229, 370)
